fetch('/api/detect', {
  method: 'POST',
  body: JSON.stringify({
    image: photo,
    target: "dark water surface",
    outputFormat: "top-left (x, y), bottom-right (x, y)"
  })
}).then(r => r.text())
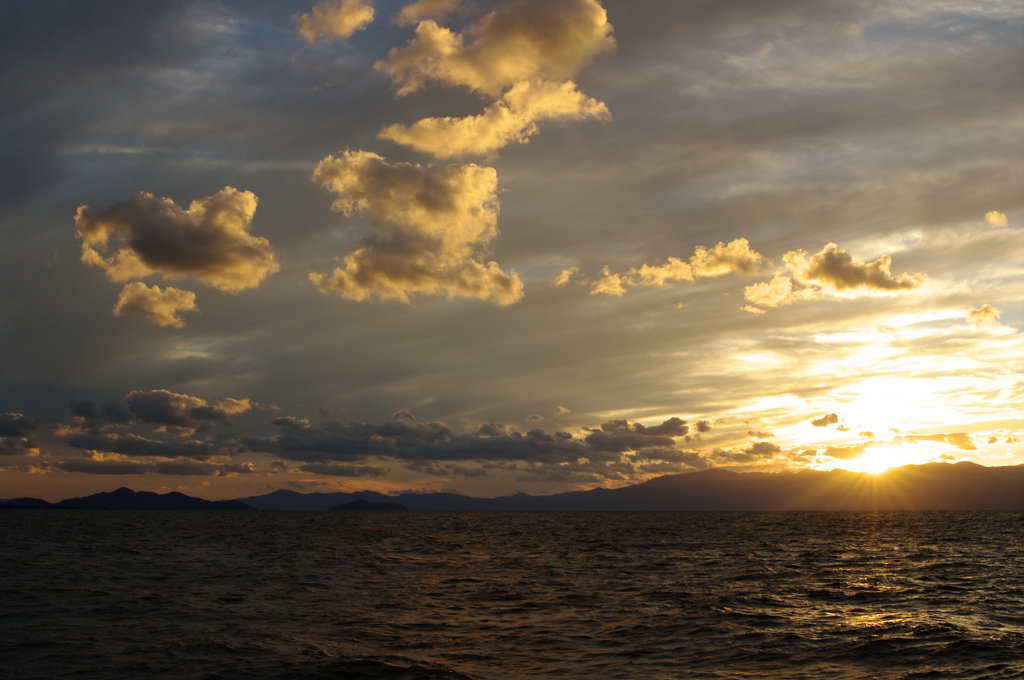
top-left (2, 511), bottom-right (1022, 679)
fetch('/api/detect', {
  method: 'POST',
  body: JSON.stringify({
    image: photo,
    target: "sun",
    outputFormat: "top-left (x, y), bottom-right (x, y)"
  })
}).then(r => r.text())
top-left (836, 446), bottom-right (911, 475)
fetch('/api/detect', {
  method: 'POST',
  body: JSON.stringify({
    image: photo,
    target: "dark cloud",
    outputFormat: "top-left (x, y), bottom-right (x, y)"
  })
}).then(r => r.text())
top-left (711, 441), bottom-right (782, 463)
top-left (124, 390), bottom-right (252, 427)
top-left (75, 188), bottom-right (279, 293)
top-left (811, 413), bottom-right (839, 427)
top-left (0, 437), bottom-right (40, 456)
top-left (65, 430), bottom-right (243, 460)
top-left (297, 463), bottom-right (388, 477)
top-left (0, 413), bottom-right (35, 437)
top-left (695, 420), bottom-right (711, 433)
top-left (584, 417), bottom-right (687, 452)
top-left (747, 430), bottom-right (773, 438)
top-left (52, 455), bottom-right (255, 476)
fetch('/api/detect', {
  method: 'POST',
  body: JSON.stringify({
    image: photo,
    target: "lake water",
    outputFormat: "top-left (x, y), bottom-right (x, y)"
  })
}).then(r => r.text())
top-left (2, 511), bottom-right (1022, 679)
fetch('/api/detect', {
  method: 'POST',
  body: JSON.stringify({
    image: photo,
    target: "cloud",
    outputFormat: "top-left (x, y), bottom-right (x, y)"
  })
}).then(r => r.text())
top-left (379, 78), bottom-right (609, 158)
top-left (0, 413), bottom-right (35, 437)
top-left (112, 282), bottom-right (197, 328)
top-left (524, 414), bottom-right (544, 422)
top-left (296, 463), bottom-right (388, 476)
top-left (296, 0), bottom-right (375, 43)
top-left (243, 410), bottom-right (705, 476)
top-left (124, 390), bottom-right (252, 426)
top-left (591, 239), bottom-right (767, 295)
top-left (310, 151), bottom-right (522, 305)
top-left (65, 430), bottom-right (244, 460)
top-left (53, 455), bottom-right (255, 476)
top-left (811, 413), bottom-right (839, 427)
top-left (744, 243), bottom-right (926, 309)
top-left (555, 406), bottom-right (570, 416)
top-left (985, 211), bottom-right (1008, 228)
top-left (710, 441), bottom-right (782, 463)
top-left (584, 417), bottom-right (689, 453)
top-left (1, 438), bottom-right (40, 457)
top-left (895, 433), bottom-right (976, 451)
top-left (74, 187), bottom-right (279, 292)
top-left (553, 266), bottom-right (578, 286)
top-left (270, 417), bottom-right (311, 431)
top-left (967, 304), bottom-right (1000, 326)
top-left (823, 445), bottom-right (865, 460)
top-left (396, 0), bottom-right (463, 27)
top-left (376, 0), bottom-right (615, 97)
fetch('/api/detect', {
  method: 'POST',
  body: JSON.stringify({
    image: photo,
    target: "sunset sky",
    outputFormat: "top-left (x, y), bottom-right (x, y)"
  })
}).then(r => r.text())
top-left (2, 0), bottom-right (1022, 501)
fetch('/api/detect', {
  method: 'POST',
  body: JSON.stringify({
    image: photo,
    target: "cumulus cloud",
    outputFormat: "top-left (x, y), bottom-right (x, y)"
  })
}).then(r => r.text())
top-left (296, 0), bottom-right (375, 43)
top-left (112, 282), bottom-right (197, 328)
top-left (396, 0), bottom-right (463, 26)
top-left (985, 210), bottom-right (1008, 228)
top-left (967, 304), bottom-right (1000, 326)
top-left (380, 79), bottom-right (609, 158)
top-left (124, 390), bottom-right (252, 427)
top-left (310, 151), bottom-right (522, 305)
top-left (524, 414), bottom-right (544, 422)
top-left (74, 187), bottom-right (279, 292)
top-left (811, 413), bottom-right (839, 427)
top-left (744, 243), bottom-right (925, 310)
top-left (592, 239), bottom-right (767, 295)
top-left (376, 0), bottom-right (615, 97)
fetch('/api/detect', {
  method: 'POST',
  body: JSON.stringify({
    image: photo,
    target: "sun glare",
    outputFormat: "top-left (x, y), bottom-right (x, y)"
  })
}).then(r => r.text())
top-left (836, 446), bottom-right (913, 475)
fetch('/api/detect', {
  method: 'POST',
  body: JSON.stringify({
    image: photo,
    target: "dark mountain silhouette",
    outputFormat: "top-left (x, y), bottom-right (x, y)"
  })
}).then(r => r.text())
top-left (53, 487), bottom-right (254, 510)
top-left (239, 462), bottom-right (1023, 511)
top-left (332, 499), bottom-right (409, 512)
top-left (0, 497), bottom-right (54, 509)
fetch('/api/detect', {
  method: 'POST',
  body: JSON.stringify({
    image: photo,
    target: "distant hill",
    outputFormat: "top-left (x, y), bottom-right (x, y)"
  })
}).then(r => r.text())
top-left (332, 499), bottom-right (409, 512)
top-left (237, 462), bottom-right (1023, 511)
top-left (52, 487), bottom-right (254, 510)
top-left (0, 497), bottom-right (54, 509)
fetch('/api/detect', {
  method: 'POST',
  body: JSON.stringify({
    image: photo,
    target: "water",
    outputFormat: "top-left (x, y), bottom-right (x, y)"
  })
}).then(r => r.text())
top-left (2, 511), bottom-right (1022, 679)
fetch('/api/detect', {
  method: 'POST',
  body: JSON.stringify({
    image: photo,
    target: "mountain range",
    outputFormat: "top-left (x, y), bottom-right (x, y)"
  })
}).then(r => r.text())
top-left (4, 462), bottom-right (1020, 511)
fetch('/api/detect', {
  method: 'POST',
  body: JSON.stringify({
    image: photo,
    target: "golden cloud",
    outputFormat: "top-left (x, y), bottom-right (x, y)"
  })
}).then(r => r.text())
top-left (396, 0), bottom-right (463, 26)
top-left (985, 210), bottom-right (1008, 228)
top-left (75, 187), bottom-right (279, 292)
top-left (743, 243), bottom-right (925, 310)
top-left (310, 150), bottom-right (522, 305)
top-left (591, 239), bottom-right (767, 296)
top-left (380, 78), bottom-right (609, 158)
top-left (967, 304), bottom-right (1000, 326)
top-left (296, 0), bottom-right (375, 42)
top-left (376, 0), bottom-right (615, 97)
top-left (112, 282), bottom-right (198, 328)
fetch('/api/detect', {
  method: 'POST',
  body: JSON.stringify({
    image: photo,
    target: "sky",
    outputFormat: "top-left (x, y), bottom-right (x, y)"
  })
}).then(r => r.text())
top-left (1, 0), bottom-right (1022, 502)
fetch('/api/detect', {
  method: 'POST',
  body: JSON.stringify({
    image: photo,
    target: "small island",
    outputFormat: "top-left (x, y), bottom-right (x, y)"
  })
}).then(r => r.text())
top-left (331, 499), bottom-right (409, 512)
